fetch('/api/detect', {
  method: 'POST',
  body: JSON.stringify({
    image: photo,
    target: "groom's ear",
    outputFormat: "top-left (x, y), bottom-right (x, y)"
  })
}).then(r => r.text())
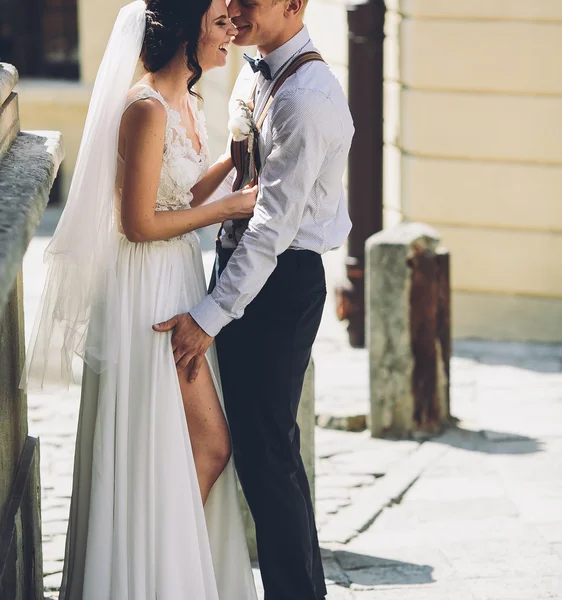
top-left (284, 0), bottom-right (306, 18)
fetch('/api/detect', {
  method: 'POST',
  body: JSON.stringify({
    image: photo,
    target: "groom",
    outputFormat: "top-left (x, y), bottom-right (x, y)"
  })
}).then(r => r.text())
top-left (155, 0), bottom-right (353, 597)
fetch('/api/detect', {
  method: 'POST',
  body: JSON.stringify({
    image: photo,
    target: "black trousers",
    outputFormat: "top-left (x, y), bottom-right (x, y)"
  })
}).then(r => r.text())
top-left (209, 245), bottom-right (327, 600)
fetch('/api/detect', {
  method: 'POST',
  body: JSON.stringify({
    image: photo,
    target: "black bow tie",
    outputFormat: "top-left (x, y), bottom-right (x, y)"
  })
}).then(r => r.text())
top-left (243, 53), bottom-right (272, 80)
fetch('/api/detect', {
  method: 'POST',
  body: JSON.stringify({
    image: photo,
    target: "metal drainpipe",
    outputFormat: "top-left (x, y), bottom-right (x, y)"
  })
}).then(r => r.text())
top-left (336, 0), bottom-right (385, 348)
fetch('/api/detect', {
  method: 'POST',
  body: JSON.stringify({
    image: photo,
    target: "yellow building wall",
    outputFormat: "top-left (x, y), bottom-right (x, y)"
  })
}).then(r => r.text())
top-left (17, 81), bottom-right (89, 201)
top-left (383, 0), bottom-right (562, 342)
top-left (16, 0), bottom-right (131, 200)
top-left (79, 0), bottom-right (131, 86)
top-left (19, 0), bottom-right (561, 341)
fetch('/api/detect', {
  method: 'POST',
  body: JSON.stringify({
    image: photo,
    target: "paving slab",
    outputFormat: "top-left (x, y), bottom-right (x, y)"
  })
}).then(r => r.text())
top-left (325, 586), bottom-right (357, 599)
top-left (352, 586), bottom-right (476, 600)
top-left (536, 522), bottom-right (562, 543)
top-left (396, 496), bottom-right (522, 523)
top-left (464, 576), bottom-right (562, 599)
top-left (319, 441), bottom-right (448, 544)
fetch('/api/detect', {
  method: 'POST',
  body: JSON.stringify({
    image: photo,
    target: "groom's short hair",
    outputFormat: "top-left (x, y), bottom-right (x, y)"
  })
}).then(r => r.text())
top-left (273, 0), bottom-right (309, 12)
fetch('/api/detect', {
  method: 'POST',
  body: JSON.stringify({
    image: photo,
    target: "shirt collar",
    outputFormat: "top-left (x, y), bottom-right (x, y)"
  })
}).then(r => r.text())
top-left (258, 26), bottom-right (312, 80)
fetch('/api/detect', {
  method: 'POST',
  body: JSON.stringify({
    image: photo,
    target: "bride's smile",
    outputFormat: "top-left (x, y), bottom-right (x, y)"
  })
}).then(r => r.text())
top-left (198, 0), bottom-right (238, 70)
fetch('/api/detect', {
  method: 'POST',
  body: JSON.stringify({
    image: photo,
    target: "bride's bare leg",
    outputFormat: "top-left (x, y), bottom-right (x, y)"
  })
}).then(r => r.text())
top-left (177, 359), bottom-right (231, 504)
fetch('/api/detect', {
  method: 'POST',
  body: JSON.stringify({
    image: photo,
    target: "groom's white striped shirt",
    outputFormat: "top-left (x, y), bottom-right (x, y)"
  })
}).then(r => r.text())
top-left (190, 26), bottom-right (354, 337)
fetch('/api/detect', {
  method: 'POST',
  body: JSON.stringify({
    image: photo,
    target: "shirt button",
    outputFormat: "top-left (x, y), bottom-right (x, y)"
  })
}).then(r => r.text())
top-left (228, 234), bottom-right (233, 239)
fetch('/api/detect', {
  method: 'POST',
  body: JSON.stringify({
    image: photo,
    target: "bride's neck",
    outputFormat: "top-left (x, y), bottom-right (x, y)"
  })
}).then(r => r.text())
top-left (147, 52), bottom-right (193, 107)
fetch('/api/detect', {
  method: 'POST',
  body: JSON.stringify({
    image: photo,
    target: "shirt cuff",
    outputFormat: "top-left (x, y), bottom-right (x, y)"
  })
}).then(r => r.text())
top-left (189, 295), bottom-right (233, 338)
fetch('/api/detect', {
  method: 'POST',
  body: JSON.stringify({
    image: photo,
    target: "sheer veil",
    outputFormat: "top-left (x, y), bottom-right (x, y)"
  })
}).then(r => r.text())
top-left (22, 1), bottom-right (147, 391)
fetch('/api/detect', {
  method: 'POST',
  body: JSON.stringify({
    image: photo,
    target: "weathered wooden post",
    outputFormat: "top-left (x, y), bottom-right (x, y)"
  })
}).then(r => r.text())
top-left (0, 63), bottom-right (64, 599)
top-left (239, 360), bottom-right (316, 560)
top-left (366, 223), bottom-right (451, 438)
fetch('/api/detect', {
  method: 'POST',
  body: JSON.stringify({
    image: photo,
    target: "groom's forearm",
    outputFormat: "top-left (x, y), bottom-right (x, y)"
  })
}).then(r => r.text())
top-left (190, 153), bottom-right (234, 207)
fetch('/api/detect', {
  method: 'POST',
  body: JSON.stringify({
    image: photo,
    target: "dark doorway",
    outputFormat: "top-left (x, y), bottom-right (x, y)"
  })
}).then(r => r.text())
top-left (0, 0), bottom-right (79, 80)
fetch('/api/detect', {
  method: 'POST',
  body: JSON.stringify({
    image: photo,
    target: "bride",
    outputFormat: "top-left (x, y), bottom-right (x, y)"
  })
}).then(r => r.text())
top-left (23, 0), bottom-right (258, 598)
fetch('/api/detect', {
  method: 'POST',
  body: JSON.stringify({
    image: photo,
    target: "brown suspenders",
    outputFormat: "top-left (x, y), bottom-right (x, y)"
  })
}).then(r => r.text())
top-left (230, 51), bottom-right (325, 193)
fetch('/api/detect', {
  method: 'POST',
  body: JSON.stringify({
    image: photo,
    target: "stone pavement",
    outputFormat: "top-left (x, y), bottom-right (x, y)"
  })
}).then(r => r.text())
top-left (23, 209), bottom-right (562, 599)
top-left (317, 341), bottom-right (562, 599)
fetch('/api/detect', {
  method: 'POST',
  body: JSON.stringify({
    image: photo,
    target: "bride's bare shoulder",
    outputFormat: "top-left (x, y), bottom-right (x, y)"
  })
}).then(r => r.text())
top-left (119, 90), bottom-right (167, 157)
top-left (122, 90), bottom-right (167, 130)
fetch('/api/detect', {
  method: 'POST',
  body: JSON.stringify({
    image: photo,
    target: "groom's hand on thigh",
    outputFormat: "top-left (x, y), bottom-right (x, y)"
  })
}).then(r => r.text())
top-left (153, 313), bottom-right (214, 381)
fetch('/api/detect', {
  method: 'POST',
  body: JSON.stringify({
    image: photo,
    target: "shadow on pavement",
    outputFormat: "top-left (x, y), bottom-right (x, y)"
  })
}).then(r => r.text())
top-left (434, 425), bottom-right (544, 456)
top-left (324, 550), bottom-right (434, 588)
top-left (453, 340), bottom-right (562, 373)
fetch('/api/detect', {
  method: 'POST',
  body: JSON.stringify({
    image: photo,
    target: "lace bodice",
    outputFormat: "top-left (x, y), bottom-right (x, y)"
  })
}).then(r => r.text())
top-left (117, 85), bottom-right (210, 214)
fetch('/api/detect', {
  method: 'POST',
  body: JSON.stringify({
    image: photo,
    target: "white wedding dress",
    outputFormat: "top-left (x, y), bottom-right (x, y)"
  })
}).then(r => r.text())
top-left (59, 85), bottom-right (258, 600)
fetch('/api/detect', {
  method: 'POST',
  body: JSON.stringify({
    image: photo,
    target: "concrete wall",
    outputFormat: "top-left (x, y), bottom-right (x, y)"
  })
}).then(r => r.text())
top-left (0, 63), bottom-right (63, 600)
top-left (0, 274), bottom-right (28, 529)
top-left (0, 276), bottom-right (44, 600)
top-left (386, 0), bottom-right (562, 342)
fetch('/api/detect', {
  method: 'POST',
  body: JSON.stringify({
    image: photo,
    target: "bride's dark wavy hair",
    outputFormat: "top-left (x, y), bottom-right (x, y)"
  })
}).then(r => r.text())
top-left (142, 0), bottom-right (213, 96)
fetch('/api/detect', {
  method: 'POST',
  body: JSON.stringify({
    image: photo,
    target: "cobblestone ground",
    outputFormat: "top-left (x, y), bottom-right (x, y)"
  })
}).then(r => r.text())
top-left (24, 214), bottom-right (562, 599)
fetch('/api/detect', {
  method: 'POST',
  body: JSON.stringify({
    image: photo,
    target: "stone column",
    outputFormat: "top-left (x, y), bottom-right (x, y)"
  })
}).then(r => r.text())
top-left (0, 63), bottom-right (64, 599)
top-left (366, 222), bottom-right (451, 438)
top-left (239, 359), bottom-right (316, 560)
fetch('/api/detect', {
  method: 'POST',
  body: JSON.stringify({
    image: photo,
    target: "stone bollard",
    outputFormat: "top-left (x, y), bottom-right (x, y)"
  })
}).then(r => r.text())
top-left (239, 359), bottom-right (316, 560)
top-left (366, 222), bottom-right (451, 438)
top-left (0, 63), bottom-right (64, 599)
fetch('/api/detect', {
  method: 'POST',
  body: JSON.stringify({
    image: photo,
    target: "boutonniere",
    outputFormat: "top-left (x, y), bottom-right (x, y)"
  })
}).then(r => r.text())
top-left (228, 100), bottom-right (257, 151)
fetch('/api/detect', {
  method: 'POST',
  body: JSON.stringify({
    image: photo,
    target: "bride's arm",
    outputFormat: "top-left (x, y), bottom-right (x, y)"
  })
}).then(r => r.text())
top-left (120, 100), bottom-right (254, 243)
top-left (190, 152), bottom-right (234, 208)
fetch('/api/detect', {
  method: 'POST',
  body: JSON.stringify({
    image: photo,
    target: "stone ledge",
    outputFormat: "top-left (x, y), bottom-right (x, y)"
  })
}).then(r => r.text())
top-left (0, 63), bottom-right (18, 107)
top-left (0, 93), bottom-right (20, 160)
top-left (0, 130), bottom-right (64, 314)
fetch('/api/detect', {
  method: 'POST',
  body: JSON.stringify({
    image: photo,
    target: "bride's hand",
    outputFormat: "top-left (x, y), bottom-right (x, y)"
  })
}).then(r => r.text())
top-left (221, 185), bottom-right (257, 220)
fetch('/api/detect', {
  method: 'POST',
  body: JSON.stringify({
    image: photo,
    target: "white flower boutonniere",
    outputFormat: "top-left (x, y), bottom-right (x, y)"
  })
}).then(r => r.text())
top-left (228, 100), bottom-right (257, 148)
